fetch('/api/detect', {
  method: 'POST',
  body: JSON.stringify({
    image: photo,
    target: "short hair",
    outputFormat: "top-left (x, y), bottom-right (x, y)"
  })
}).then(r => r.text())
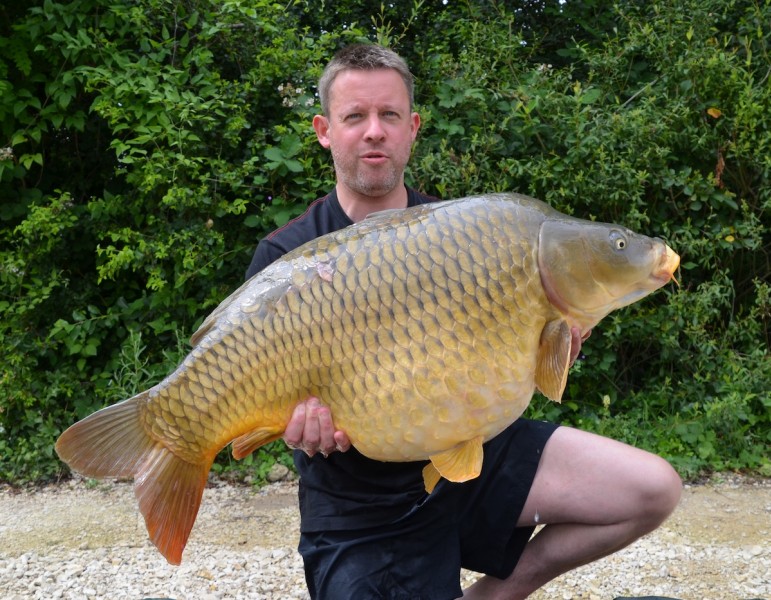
top-left (317, 44), bottom-right (414, 116)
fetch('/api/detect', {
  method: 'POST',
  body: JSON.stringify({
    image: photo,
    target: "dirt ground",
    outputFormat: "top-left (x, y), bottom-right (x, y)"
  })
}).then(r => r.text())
top-left (1, 474), bottom-right (769, 599)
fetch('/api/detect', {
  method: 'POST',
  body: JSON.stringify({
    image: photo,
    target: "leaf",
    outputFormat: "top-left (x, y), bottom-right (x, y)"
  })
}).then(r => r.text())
top-left (264, 147), bottom-right (284, 161)
top-left (243, 214), bottom-right (261, 228)
top-left (20, 153), bottom-right (43, 169)
top-left (285, 159), bottom-right (303, 173)
top-left (579, 88), bottom-right (602, 104)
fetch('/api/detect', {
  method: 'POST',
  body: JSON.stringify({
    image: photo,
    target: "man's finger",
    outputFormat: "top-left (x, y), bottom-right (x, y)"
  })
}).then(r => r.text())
top-left (282, 397), bottom-right (350, 457)
top-left (316, 405), bottom-right (338, 456)
top-left (283, 402), bottom-right (306, 448)
top-left (302, 397), bottom-right (322, 456)
top-left (334, 430), bottom-right (352, 453)
top-left (569, 326), bottom-right (583, 365)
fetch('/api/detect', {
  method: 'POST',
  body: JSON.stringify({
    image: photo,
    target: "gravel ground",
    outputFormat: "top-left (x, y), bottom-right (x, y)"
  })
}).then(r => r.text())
top-left (0, 474), bottom-right (768, 600)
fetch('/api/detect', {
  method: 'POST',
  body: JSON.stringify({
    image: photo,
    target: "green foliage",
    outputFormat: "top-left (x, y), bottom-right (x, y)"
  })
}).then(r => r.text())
top-left (1, 0), bottom-right (768, 483)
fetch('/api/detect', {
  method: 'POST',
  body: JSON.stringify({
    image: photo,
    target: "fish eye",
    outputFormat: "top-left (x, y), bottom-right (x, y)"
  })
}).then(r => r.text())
top-left (610, 231), bottom-right (627, 251)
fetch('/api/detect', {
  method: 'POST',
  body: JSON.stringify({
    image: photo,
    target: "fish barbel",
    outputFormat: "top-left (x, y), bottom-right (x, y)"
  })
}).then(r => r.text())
top-left (55, 193), bottom-right (680, 564)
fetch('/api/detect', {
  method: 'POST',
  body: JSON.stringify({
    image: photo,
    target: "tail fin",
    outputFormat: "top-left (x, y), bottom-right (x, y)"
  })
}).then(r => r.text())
top-left (55, 394), bottom-right (156, 478)
top-left (134, 442), bottom-right (211, 565)
top-left (55, 392), bottom-right (212, 565)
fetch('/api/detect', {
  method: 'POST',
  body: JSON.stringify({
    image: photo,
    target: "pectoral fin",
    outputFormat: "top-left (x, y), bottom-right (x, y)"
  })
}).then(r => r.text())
top-left (231, 426), bottom-right (284, 460)
top-left (534, 319), bottom-right (572, 403)
top-left (426, 435), bottom-right (485, 492)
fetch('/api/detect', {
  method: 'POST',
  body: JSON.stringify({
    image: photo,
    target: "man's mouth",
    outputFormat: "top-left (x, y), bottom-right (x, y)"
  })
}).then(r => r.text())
top-left (362, 152), bottom-right (388, 164)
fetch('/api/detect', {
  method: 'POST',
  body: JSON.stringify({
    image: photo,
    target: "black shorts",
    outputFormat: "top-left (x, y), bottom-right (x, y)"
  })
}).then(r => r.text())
top-left (298, 418), bottom-right (559, 600)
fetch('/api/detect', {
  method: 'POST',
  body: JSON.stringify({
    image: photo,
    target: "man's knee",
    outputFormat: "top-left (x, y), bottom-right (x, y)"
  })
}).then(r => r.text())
top-left (639, 457), bottom-right (682, 528)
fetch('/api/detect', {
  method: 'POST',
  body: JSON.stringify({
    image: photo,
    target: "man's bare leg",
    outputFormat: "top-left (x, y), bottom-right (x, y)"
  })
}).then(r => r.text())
top-left (462, 426), bottom-right (682, 600)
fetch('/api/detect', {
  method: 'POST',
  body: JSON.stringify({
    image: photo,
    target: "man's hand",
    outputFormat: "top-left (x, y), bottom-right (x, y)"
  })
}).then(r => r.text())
top-left (570, 326), bottom-right (591, 365)
top-left (283, 397), bottom-right (351, 457)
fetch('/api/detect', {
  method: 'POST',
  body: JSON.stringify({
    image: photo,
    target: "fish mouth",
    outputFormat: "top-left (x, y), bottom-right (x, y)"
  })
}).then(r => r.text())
top-left (652, 244), bottom-right (681, 286)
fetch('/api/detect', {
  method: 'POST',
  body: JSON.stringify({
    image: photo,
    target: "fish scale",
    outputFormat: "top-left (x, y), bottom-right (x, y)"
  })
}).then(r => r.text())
top-left (55, 192), bottom-right (680, 564)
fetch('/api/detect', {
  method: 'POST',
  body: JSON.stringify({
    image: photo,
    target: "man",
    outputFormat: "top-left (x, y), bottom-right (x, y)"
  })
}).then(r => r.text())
top-left (245, 44), bottom-right (682, 600)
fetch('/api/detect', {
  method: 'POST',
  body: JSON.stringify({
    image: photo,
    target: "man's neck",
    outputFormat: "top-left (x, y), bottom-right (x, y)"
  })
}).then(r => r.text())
top-left (337, 183), bottom-right (409, 223)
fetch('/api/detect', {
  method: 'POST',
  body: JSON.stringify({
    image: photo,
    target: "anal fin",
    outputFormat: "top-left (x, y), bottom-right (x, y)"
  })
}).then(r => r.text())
top-left (427, 435), bottom-right (484, 488)
top-left (231, 426), bottom-right (284, 460)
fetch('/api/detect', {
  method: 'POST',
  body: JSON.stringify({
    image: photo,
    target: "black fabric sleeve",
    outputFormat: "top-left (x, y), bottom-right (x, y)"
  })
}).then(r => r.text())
top-left (245, 237), bottom-right (290, 281)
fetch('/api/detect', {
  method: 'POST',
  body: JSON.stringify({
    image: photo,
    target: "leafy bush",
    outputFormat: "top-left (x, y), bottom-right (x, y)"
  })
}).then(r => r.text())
top-left (1, 0), bottom-right (768, 482)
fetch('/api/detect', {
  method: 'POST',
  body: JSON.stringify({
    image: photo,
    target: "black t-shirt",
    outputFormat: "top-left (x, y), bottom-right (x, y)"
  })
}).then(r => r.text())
top-left (245, 186), bottom-right (440, 532)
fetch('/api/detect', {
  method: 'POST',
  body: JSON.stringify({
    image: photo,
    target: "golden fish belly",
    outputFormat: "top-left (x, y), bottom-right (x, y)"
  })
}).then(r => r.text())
top-left (321, 272), bottom-right (549, 461)
top-left (343, 361), bottom-right (539, 461)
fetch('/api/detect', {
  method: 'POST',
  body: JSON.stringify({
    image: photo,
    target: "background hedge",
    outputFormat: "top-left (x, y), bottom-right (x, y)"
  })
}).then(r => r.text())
top-left (1, 0), bottom-right (768, 482)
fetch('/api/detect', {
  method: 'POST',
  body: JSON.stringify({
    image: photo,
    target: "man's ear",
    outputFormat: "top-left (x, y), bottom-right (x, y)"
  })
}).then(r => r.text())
top-left (410, 111), bottom-right (421, 141)
top-left (313, 115), bottom-right (331, 148)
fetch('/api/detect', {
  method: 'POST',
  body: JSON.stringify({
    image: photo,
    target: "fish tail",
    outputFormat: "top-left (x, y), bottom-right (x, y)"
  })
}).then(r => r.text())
top-left (134, 440), bottom-right (211, 565)
top-left (55, 393), bottom-right (156, 478)
top-left (55, 392), bottom-right (211, 565)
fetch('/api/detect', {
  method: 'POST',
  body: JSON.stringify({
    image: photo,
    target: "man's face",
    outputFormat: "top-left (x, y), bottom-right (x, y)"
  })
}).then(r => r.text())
top-left (313, 68), bottom-right (420, 198)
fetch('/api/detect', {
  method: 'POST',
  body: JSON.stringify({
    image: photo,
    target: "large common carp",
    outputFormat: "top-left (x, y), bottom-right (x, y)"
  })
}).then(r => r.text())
top-left (56, 193), bottom-right (679, 564)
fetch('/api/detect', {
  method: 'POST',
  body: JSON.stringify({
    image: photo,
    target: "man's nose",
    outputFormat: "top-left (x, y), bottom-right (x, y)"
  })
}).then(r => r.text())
top-left (364, 115), bottom-right (386, 140)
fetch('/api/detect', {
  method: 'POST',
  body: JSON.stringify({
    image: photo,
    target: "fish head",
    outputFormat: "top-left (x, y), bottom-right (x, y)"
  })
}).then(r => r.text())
top-left (537, 217), bottom-right (680, 329)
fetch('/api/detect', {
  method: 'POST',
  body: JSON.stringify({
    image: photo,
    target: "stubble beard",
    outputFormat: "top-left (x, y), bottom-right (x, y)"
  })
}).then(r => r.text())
top-left (331, 146), bottom-right (407, 198)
